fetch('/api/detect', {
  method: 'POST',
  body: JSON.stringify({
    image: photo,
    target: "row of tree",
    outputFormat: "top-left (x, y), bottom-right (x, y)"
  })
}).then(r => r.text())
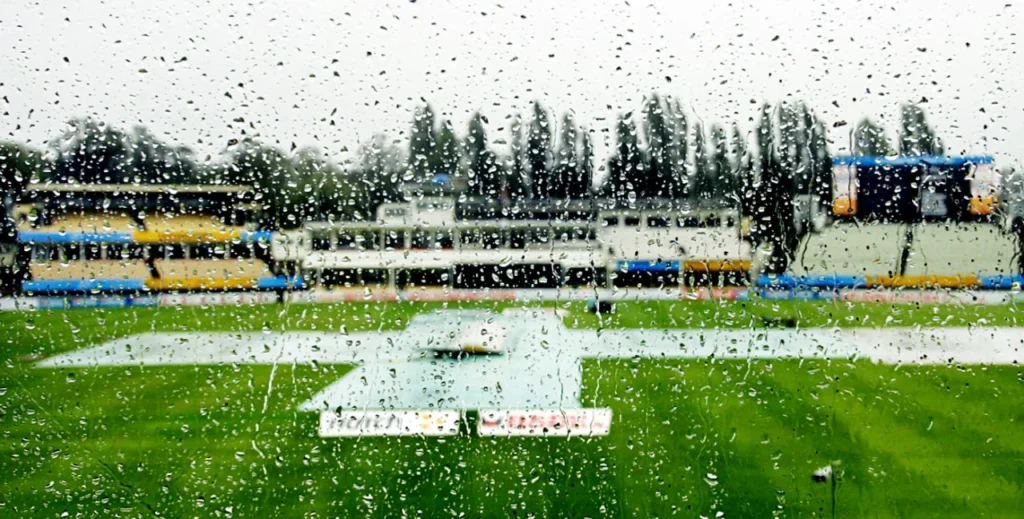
top-left (852, 103), bottom-right (945, 157)
top-left (1, 99), bottom-right (944, 270)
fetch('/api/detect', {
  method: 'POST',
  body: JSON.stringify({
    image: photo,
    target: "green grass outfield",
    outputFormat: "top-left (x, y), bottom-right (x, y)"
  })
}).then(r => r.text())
top-left (2, 300), bottom-right (1024, 517)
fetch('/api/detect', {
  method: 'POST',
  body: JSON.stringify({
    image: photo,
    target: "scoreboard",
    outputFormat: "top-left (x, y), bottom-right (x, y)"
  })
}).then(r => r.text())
top-left (832, 156), bottom-right (997, 222)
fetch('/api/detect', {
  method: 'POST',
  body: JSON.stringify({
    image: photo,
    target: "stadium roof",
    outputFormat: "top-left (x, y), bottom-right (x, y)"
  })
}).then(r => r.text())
top-left (18, 183), bottom-right (261, 215)
top-left (833, 155), bottom-right (994, 167)
top-left (25, 183), bottom-right (253, 194)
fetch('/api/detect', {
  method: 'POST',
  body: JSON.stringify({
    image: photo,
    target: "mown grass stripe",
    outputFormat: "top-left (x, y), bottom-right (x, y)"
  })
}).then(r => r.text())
top-left (771, 360), bottom-right (1022, 516)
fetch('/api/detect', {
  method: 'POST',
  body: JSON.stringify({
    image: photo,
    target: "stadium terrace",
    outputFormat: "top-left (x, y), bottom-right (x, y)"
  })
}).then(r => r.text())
top-left (2, 155), bottom-right (1019, 304)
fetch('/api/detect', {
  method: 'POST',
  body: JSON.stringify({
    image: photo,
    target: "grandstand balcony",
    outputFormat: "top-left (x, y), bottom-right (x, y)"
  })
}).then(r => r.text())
top-left (148, 258), bottom-right (297, 291)
top-left (763, 219), bottom-right (1022, 290)
top-left (14, 183), bottom-right (299, 295)
top-left (280, 200), bottom-right (752, 290)
top-left (23, 259), bottom-right (150, 294)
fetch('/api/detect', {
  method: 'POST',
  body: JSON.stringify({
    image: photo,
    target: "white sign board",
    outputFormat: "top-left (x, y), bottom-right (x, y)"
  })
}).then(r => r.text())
top-left (320, 410), bottom-right (460, 437)
top-left (478, 409), bottom-right (612, 437)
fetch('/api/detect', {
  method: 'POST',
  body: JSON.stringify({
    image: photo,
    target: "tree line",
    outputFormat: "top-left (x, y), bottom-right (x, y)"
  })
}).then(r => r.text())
top-left (1, 98), bottom-right (943, 271)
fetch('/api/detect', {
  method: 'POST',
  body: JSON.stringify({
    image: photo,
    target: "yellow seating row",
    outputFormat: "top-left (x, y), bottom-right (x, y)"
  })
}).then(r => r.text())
top-left (30, 259), bottom-right (151, 281)
top-left (28, 258), bottom-right (274, 291)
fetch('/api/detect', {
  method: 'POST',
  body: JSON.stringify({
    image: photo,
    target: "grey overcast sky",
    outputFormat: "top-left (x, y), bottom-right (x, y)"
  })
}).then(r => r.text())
top-left (2, 0), bottom-right (1021, 172)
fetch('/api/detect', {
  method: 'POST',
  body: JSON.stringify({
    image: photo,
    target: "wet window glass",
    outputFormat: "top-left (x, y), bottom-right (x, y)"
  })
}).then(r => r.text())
top-left (2, 1), bottom-right (1022, 517)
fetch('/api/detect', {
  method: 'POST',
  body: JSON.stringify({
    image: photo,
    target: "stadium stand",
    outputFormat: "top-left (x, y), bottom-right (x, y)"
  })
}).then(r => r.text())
top-left (136, 213), bottom-right (269, 243)
top-left (25, 259), bottom-right (150, 293)
top-left (765, 222), bottom-right (907, 289)
top-left (27, 213), bottom-right (140, 233)
top-left (15, 184), bottom-right (300, 295)
top-left (766, 220), bottom-right (1020, 290)
top-left (11, 155), bottom-right (1020, 297)
top-left (904, 223), bottom-right (1019, 288)
top-left (757, 154), bottom-right (1020, 290)
top-left (150, 258), bottom-right (276, 291)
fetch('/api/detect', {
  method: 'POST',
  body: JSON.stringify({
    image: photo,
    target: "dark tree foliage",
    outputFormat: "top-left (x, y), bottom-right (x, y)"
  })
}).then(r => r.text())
top-left (47, 118), bottom-right (203, 186)
top-left (465, 113), bottom-right (501, 197)
top-left (0, 142), bottom-right (44, 193)
top-left (8, 96), bottom-right (951, 262)
top-left (731, 124), bottom-right (753, 212)
top-left (527, 101), bottom-right (553, 199)
top-left (578, 128), bottom-right (594, 199)
top-left (603, 114), bottom-right (644, 203)
top-left (434, 119), bottom-right (461, 177)
top-left (854, 118), bottom-right (893, 156)
top-left (50, 118), bottom-right (131, 184)
top-left (506, 113), bottom-right (530, 201)
top-left (1, 142), bottom-right (47, 241)
top-left (751, 104), bottom-right (798, 273)
top-left (803, 109), bottom-right (833, 207)
top-left (668, 99), bottom-right (690, 197)
top-left (710, 125), bottom-right (734, 204)
top-left (642, 94), bottom-right (683, 198)
top-left (550, 113), bottom-right (579, 199)
top-left (899, 103), bottom-right (944, 156)
top-left (124, 126), bottom-right (198, 185)
top-left (691, 123), bottom-right (714, 202)
top-left (225, 139), bottom-right (294, 227)
top-left (408, 104), bottom-right (437, 182)
top-left (759, 153), bottom-right (798, 273)
top-left (352, 134), bottom-right (404, 217)
top-left (779, 104), bottom-right (833, 207)
top-left (776, 102), bottom-right (800, 174)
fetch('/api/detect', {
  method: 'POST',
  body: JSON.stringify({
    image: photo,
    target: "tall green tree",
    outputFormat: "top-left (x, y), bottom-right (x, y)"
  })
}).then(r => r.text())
top-left (603, 114), bottom-right (643, 202)
top-left (506, 113), bottom-right (530, 201)
top-left (0, 142), bottom-right (45, 193)
top-left (752, 103), bottom-right (798, 273)
top-left (668, 99), bottom-right (690, 197)
top-left (353, 133), bottom-right (405, 217)
top-left (759, 155), bottom-right (797, 273)
top-left (315, 160), bottom-right (355, 222)
top-left (51, 118), bottom-right (131, 184)
top-left (465, 112), bottom-right (501, 197)
top-left (804, 110), bottom-right (833, 207)
top-left (730, 124), bottom-right (753, 212)
top-left (283, 148), bottom-right (329, 223)
top-left (433, 119), bottom-right (461, 177)
top-left (1, 142), bottom-right (48, 240)
top-left (756, 103), bottom-right (774, 178)
top-left (899, 103), bottom-right (943, 156)
top-left (691, 123), bottom-right (714, 203)
top-left (710, 124), bottom-right (734, 203)
top-left (551, 113), bottom-right (579, 199)
top-left (225, 139), bottom-right (293, 227)
top-left (578, 127), bottom-right (594, 199)
top-left (853, 118), bottom-right (892, 156)
top-left (527, 101), bottom-right (553, 199)
top-left (408, 104), bottom-right (437, 181)
top-left (124, 126), bottom-right (198, 185)
top-left (642, 94), bottom-right (680, 198)
top-left (776, 102), bottom-right (801, 175)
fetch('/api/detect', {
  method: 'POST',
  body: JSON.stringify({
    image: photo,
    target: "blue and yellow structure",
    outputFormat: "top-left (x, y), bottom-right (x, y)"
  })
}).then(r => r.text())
top-left (18, 222), bottom-right (301, 294)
